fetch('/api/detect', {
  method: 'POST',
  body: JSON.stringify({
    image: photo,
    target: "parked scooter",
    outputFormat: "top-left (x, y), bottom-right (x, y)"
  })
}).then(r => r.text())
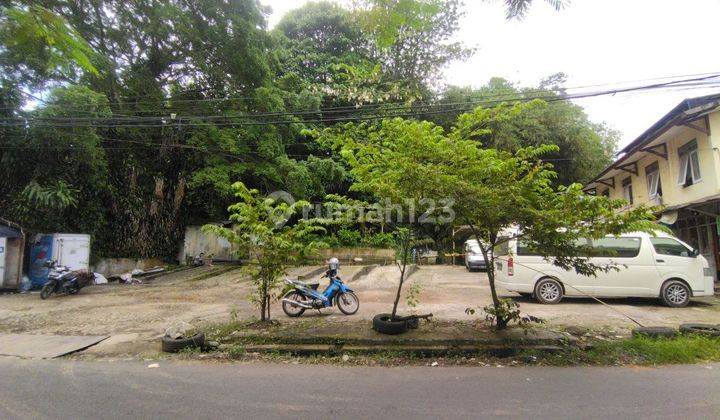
top-left (40, 260), bottom-right (93, 299)
top-left (281, 258), bottom-right (360, 317)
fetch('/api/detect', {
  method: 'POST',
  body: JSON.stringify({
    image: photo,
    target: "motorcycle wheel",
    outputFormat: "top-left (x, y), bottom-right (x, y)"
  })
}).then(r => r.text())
top-left (40, 281), bottom-right (56, 300)
top-left (282, 291), bottom-right (306, 317)
top-left (337, 292), bottom-right (360, 315)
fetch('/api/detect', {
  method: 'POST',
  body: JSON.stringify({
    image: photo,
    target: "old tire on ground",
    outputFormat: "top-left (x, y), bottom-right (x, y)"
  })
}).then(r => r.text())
top-left (405, 318), bottom-right (420, 329)
top-left (161, 332), bottom-right (206, 353)
top-left (40, 281), bottom-right (55, 300)
top-left (632, 326), bottom-right (677, 338)
top-left (372, 313), bottom-right (409, 335)
top-left (660, 279), bottom-right (691, 308)
top-left (679, 323), bottom-right (720, 336)
top-left (534, 278), bottom-right (563, 304)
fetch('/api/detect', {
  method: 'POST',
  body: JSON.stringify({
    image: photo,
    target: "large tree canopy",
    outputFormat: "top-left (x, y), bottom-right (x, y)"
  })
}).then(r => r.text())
top-left (433, 76), bottom-right (618, 185)
top-left (0, 0), bottom-right (619, 261)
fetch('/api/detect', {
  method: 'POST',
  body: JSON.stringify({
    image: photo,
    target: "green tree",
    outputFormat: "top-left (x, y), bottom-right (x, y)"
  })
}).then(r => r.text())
top-left (496, 0), bottom-right (568, 20)
top-left (320, 114), bottom-right (657, 330)
top-left (390, 227), bottom-right (416, 319)
top-left (203, 182), bottom-right (324, 322)
top-left (274, 1), bottom-right (371, 87)
top-left (0, 86), bottom-right (110, 236)
top-left (3, 0), bottom-right (323, 258)
top-left (356, 0), bottom-right (473, 95)
top-left (0, 3), bottom-right (98, 87)
top-left (434, 77), bottom-right (619, 185)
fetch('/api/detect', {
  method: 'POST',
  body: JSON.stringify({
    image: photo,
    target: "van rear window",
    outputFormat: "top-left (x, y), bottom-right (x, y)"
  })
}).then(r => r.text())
top-left (493, 240), bottom-right (510, 256)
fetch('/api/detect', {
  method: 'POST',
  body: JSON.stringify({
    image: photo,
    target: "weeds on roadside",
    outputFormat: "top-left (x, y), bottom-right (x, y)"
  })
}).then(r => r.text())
top-left (228, 345), bottom-right (246, 359)
top-left (520, 334), bottom-right (720, 366)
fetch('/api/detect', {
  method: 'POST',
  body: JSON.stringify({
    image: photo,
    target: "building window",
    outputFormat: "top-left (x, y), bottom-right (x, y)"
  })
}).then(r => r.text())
top-left (645, 162), bottom-right (662, 198)
top-left (622, 177), bottom-right (633, 205)
top-left (677, 139), bottom-right (701, 186)
top-left (601, 189), bottom-right (610, 197)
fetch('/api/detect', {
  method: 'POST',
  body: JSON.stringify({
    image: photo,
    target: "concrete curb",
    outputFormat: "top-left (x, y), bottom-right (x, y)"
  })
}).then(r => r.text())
top-left (350, 264), bottom-right (379, 282)
top-left (186, 266), bottom-right (240, 282)
top-left (298, 266), bottom-right (326, 280)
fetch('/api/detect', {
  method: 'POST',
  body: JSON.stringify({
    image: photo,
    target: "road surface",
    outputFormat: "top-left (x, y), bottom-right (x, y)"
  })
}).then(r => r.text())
top-left (0, 358), bottom-right (717, 419)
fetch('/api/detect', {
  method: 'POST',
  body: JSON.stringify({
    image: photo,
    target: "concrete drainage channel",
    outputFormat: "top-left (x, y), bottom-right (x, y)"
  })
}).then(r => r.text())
top-left (295, 264), bottom-right (383, 282)
top-left (218, 327), bottom-right (575, 358)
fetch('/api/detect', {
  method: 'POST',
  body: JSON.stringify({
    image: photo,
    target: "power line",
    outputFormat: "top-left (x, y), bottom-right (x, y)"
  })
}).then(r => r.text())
top-left (3, 77), bottom-right (720, 130)
top-left (16, 70), bottom-right (720, 108)
top-left (4, 71), bottom-right (720, 118)
top-left (10, 77), bottom-right (720, 124)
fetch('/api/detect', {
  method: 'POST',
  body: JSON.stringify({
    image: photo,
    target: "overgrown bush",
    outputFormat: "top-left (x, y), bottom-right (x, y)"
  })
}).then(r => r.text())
top-left (319, 229), bottom-right (396, 249)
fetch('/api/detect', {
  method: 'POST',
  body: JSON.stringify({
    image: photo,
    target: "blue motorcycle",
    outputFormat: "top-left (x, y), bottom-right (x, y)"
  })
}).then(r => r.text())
top-left (281, 269), bottom-right (360, 317)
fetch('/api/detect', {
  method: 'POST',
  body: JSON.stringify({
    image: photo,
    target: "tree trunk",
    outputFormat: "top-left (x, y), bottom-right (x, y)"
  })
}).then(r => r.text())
top-left (485, 258), bottom-right (507, 330)
top-left (391, 238), bottom-right (411, 320)
top-left (467, 223), bottom-right (508, 330)
top-left (260, 278), bottom-right (268, 322)
top-left (266, 294), bottom-right (271, 321)
top-left (390, 264), bottom-right (406, 320)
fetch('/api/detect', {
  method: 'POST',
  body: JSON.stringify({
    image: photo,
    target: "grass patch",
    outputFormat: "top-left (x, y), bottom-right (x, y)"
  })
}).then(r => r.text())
top-left (523, 334), bottom-right (720, 366)
top-left (609, 334), bottom-right (720, 364)
top-left (228, 345), bottom-right (246, 359)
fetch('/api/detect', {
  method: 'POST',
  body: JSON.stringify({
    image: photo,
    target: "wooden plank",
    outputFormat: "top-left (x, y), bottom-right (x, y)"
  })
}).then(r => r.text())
top-left (596, 177), bottom-right (615, 189)
top-left (640, 143), bottom-right (668, 160)
top-left (616, 161), bottom-right (639, 176)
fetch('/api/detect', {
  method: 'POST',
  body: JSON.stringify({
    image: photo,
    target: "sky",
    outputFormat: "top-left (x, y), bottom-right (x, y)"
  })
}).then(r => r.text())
top-left (261, 0), bottom-right (720, 149)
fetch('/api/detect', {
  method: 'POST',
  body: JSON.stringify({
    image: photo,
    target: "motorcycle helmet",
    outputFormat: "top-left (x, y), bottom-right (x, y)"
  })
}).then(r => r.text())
top-left (328, 257), bottom-right (340, 271)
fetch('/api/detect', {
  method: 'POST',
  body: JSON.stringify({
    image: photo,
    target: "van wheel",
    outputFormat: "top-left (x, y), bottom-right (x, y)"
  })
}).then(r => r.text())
top-left (660, 280), bottom-right (690, 308)
top-left (534, 278), bottom-right (563, 304)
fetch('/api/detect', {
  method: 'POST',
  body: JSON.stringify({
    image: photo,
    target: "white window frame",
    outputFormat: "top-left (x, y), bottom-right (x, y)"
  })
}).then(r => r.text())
top-left (689, 149), bottom-right (702, 183)
top-left (622, 180), bottom-right (633, 204)
top-left (677, 141), bottom-right (701, 186)
top-left (646, 169), bottom-right (660, 198)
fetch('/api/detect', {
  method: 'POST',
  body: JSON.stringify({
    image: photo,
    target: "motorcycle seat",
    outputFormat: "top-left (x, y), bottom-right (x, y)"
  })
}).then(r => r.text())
top-left (300, 281), bottom-right (320, 290)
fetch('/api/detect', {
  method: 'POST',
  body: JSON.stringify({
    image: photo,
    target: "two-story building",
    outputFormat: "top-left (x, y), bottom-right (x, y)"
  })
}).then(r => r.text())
top-left (584, 93), bottom-right (720, 282)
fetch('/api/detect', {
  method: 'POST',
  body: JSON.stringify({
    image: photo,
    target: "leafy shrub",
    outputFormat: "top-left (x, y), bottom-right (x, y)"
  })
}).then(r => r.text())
top-left (317, 229), bottom-right (397, 249)
top-left (363, 232), bottom-right (395, 248)
top-left (466, 298), bottom-right (544, 330)
top-left (336, 228), bottom-right (362, 246)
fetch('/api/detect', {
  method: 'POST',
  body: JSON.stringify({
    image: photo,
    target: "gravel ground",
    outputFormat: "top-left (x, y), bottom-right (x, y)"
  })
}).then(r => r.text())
top-left (0, 264), bottom-right (718, 355)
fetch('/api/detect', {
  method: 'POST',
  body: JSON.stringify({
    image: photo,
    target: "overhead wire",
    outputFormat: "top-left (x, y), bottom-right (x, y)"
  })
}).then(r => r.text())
top-left (3, 72), bottom-right (720, 120)
top-left (13, 70), bottom-right (720, 109)
top-left (3, 75), bottom-right (720, 129)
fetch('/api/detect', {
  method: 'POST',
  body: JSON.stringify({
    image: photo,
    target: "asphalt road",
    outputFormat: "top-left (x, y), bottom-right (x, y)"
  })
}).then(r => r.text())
top-left (0, 358), bottom-right (718, 419)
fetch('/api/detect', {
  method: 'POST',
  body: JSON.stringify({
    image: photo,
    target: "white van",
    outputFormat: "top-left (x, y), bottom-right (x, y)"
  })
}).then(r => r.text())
top-left (494, 231), bottom-right (715, 307)
top-left (464, 239), bottom-right (490, 271)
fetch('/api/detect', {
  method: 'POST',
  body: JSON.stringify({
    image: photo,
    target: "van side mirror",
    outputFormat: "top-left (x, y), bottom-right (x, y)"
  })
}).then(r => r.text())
top-left (690, 248), bottom-right (700, 257)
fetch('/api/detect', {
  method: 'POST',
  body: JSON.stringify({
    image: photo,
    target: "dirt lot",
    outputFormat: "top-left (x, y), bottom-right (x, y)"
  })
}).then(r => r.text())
top-left (1, 264), bottom-right (718, 354)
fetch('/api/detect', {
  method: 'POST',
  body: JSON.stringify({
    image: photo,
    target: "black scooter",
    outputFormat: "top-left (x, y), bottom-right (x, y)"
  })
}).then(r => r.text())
top-left (40, 260), bottom-right (93, 299)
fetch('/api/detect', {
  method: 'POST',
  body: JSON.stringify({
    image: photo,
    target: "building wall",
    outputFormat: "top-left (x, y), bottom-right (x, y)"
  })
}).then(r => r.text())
top-left (603, 118), bottom-right (719, 209)
top-left (179, 225), bottom-right (242, 263)
top-left (707, 112), bottom-right (720, 188)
